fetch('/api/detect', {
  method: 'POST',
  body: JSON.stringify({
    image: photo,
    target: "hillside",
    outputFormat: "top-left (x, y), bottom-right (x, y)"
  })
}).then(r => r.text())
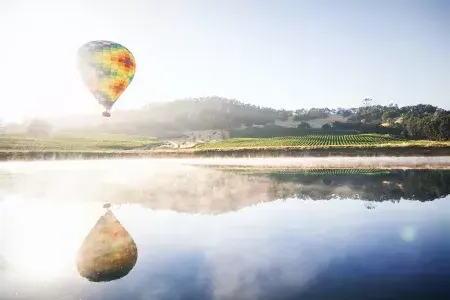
top-left (2, 97), bottom-right (449, 144)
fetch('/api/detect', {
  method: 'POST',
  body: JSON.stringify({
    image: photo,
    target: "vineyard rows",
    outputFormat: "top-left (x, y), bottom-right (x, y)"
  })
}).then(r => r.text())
top-left (198, 134), bottom-right (404, 149)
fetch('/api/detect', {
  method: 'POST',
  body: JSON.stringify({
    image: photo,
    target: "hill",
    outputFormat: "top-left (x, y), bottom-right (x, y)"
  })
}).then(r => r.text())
top-left (2, 97), bottom-right (449, 144)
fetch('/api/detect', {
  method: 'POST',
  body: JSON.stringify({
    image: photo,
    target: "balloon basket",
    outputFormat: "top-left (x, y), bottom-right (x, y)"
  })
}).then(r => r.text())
top-left (102, 111), bottom-right (111, 117)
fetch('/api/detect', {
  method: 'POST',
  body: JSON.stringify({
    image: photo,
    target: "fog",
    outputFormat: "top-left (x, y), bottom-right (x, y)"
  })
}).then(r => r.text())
top-left (179, 156), bottom-right (450, 169)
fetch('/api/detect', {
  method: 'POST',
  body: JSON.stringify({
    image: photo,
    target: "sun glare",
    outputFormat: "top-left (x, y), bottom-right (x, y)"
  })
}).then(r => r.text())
top-left (0, 5), bottom-right (106, 121)
top-left (0, 198), bottom-right (102, 281)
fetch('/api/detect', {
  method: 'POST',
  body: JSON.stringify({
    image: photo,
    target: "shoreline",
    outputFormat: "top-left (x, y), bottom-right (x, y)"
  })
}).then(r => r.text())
top-left (1, 145), bottom-right (450, 161)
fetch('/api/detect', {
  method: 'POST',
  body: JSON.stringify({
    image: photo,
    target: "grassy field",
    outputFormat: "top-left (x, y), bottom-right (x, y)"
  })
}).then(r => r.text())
top-left (195, 134), bottom-right (450, 150)
top-left (0, 132), bottom-right (449, 161)
top-left (0, 132), bottom-right (160, 151)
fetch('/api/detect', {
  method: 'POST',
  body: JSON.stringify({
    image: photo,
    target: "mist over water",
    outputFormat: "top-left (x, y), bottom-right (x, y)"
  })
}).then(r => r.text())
top-left (0, 159), bottom-right (449, 300)
top-left (180, 156), bottom-right (450, 168)
top-left (3, 156), bottom-right (450, 169)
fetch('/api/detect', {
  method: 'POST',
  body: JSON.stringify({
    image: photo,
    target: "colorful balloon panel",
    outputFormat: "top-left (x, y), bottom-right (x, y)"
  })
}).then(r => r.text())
top-left (77, 40), bottom-right (136, 111)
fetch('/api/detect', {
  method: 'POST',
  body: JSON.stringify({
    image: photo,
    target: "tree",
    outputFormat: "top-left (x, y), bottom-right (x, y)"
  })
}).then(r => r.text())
top-left (295, 108), bottom-right (307, 115)
top-left (382, 111), bottom-right (400, 123)
top-left (438, 116), bottom-right (450, 140)
top-left (322, 123), bottom-right (332, 130)
top-left (342, 110), bottom-right (352, 118)
top-left (277, 109), bottom-right (291, 121)
top-left (297, 122), bottom-right (311, 129)
top-left (72, 96), bottom-right (447, 141)
top-left (362, 98), bottom-right (373, 107)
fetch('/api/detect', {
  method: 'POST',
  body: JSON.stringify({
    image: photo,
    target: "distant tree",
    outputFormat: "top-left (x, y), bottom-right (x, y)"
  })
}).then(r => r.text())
top-left (438, 116), bottom-right (450, 140)
top-left (342, 110), bottom-right (352, 118)
top-left (297, 122), bottom-right (311, 129)
top-left (277, 110), bottom-right (290, 121)
top-left (401, 114), bottom-right (450, 141)
top-left (382, 111), bottom-right (400, 123)
top-left (362, 98), bottom-right (373, 107)
top-left (322, 123), bottom-right (332, 130)
top-left (27, 119), bottom-right (52, 137)
top-left (433, 109), bottom-right (447, 118)
top-left (293, 114), bottom-right (308, 121)
top-left (295, 108), bottom-right (307, 115)
top-left (307, 108), bottom-right (329, 119)
top-left (401, 104), bottom-right (438, 117)
top-left (77, 95), bottom-right (448, 141)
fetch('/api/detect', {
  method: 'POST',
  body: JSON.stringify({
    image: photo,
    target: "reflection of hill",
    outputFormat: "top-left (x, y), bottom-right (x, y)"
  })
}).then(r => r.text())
top-left (0, 164), bottom-right (276, 215)
top-left (106, 168), bottom-right (450, 213)
top-left (0, 163), bottom-right (448, 215)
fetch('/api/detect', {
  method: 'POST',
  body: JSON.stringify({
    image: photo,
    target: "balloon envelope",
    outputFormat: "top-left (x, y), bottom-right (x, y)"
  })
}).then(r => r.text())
top-left (76, 210), bottom-right (138, 282)
top-left (77, 40), bottom-right (136, 116)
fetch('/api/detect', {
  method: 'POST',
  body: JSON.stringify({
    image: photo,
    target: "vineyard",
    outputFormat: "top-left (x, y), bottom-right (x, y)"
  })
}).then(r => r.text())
top-left (1, 132), bottom-right (449, 160)
top-left (0, 133), bottom-right (160, 151)
top-left (195, 134), bottom-right (409, 149)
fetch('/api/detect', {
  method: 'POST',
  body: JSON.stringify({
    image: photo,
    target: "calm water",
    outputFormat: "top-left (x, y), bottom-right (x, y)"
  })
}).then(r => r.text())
top-left (0, 159), bottom-right (449, 300)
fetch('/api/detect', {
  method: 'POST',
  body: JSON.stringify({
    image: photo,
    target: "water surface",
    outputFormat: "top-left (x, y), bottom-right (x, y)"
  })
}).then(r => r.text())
top-left (0, 159), bottom-right (449, 300)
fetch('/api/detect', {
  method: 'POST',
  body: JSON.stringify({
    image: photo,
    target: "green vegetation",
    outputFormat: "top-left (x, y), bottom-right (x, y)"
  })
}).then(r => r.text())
top-left (195, 134), bottom-right (449, 150)
top-left (0, 133), bottom-right (160, 151)
top-left (1, 131), bottom-right (449, 161)
top-left (6, 97), bottom-right (444, 141)
top-left (1, 97), bottom-right (449, 160)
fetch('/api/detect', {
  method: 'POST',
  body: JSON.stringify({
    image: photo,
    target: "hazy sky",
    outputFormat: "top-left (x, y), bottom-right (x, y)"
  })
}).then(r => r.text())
top-left (0, 0), bottom-right (449, 121)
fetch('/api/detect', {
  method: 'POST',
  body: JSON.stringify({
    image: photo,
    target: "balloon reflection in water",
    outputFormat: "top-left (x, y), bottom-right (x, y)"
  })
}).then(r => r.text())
top-left (76, 208), bottom-right (138, 282)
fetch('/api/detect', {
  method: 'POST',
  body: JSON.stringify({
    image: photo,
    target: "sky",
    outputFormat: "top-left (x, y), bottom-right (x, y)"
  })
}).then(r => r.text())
top-left (0, 0), bottom-right (449, 121)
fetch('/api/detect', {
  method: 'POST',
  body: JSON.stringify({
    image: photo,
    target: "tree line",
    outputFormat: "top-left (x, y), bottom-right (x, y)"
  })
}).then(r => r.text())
top-left (13, 96), bottom-right (450, 140)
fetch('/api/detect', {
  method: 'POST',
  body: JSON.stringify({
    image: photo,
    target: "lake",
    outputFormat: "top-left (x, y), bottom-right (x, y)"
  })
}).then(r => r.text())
top-left (0, 159), bottom-right (449, 300)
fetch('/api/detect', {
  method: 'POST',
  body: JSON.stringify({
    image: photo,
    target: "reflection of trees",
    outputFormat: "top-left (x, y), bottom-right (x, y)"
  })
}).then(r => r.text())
top-left (1, 165), bottom-right (448, 215)
top-left (363, 201), bottom-right (377, 210)
top-left (263, 169), bottom-right (450, 202)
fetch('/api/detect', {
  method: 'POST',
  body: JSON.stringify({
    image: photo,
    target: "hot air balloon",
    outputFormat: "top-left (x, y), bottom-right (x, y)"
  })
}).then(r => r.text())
top-left (76, 207), bottom-right (138, 282)
top-left (77, 40), bottom-right (136, 117)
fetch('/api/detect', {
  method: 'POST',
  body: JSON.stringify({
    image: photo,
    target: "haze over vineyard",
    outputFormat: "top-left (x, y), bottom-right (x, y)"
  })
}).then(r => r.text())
top-left (2, 97), bottom-right (448, 144)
